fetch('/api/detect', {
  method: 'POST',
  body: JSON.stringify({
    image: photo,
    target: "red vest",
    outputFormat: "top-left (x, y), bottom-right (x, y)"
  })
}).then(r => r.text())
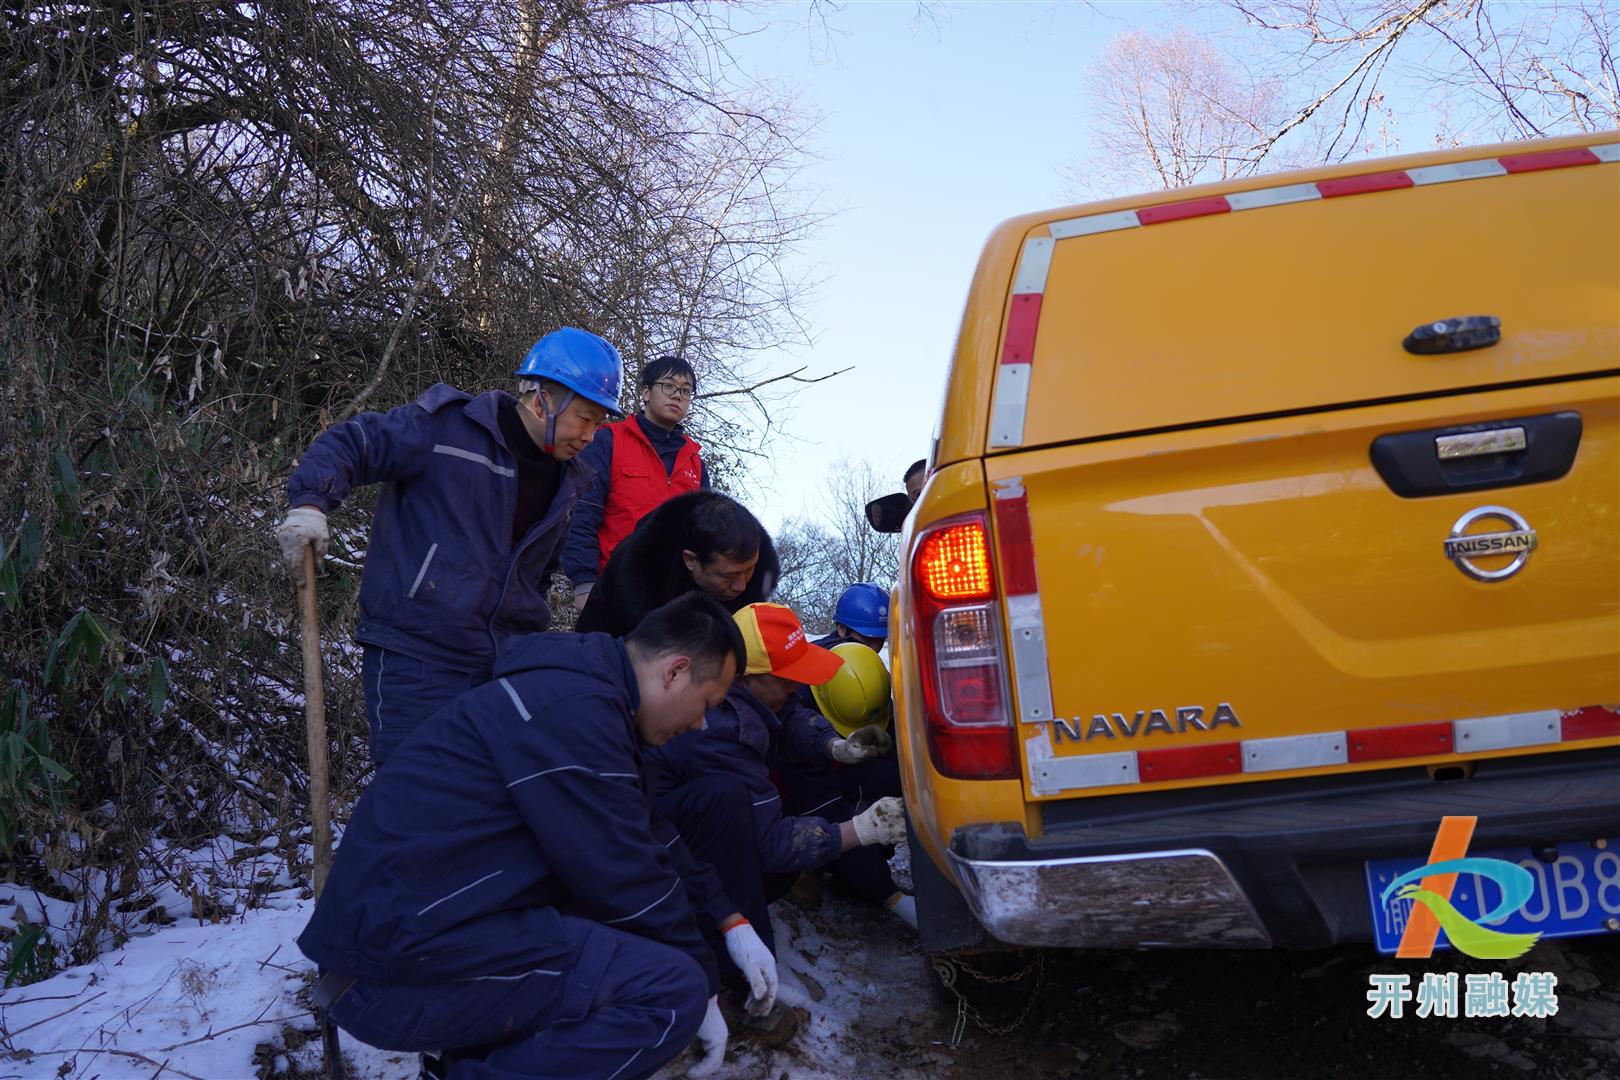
top-left (598, 418), bottom-right (703, 572)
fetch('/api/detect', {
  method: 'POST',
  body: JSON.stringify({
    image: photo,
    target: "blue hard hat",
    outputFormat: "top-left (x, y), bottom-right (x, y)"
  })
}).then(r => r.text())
top-left (515, 327), bottom-right (624, 414)
top-left (833, 583), bottom-right (890, 640)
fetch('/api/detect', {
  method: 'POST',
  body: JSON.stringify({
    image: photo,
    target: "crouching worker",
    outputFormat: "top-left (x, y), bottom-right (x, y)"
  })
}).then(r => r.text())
top-left (647, 603), bottom-right (908, 963)
top-left (296, 593), bottom-right (776, 1079)
top-left (577, 491), bottom-right (779, 637)
top-left (789, 639), bottom-right (913, 927)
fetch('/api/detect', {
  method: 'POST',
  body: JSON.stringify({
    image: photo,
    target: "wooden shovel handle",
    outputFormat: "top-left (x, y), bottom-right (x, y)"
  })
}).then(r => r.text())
top-left (298, 544), bottom-right (334, 898)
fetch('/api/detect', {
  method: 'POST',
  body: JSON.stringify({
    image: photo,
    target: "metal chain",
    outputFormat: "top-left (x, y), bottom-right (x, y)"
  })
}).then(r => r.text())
top-left (932, 951), bottom-right (1045, 1043)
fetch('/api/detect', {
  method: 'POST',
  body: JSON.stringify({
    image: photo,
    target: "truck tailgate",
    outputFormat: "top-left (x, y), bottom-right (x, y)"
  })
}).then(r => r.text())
top-left (988, 377), bottom-right (1620, 800)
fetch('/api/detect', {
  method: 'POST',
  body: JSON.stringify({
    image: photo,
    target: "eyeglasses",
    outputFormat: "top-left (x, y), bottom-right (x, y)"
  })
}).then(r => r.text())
top-left (652, 381), bottom-right (694, 401)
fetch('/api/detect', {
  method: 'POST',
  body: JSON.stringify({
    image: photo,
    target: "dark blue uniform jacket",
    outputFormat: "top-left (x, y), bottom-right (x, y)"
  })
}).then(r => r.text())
top-left (296, 633), bottom-right (729, 991)
top-left (647, 683), bottom-right (843, 875)
top-left (287, 384), bottom-right (586, 673)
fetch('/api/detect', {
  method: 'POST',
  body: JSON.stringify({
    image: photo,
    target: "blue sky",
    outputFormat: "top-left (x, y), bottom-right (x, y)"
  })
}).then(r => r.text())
top-left (720, 2), bottom-right (1167, 529)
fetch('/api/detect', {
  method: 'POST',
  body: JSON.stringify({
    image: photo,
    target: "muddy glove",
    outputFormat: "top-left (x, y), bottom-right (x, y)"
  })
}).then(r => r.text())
top-left (851, 796), bottom-right (907, 846)
top-left (687, 995), bottom-right (728, 1078)
top-left (722, 919), bottom-right (778, 1015)
top-left (829, 723), bottom-right (892, 764)
top-left (274, 506), bottom-right (328, 570)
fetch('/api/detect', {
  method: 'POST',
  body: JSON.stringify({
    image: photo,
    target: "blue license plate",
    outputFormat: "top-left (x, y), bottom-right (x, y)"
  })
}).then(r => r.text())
top-left (1365, 839), bottom-right (1620, 954)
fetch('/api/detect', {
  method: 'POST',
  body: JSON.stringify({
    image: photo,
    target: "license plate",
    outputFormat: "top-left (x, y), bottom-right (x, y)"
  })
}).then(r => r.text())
top-left (1365, 839), bottom-right (1620, 955)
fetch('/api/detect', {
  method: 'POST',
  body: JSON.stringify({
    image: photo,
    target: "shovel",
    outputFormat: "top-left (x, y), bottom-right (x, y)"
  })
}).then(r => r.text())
top-left (296, 544), bottom-right (344, 1080)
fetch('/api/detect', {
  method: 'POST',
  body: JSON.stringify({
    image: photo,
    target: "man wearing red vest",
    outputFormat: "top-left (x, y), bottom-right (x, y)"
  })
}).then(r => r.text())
top-left (563, 356), bottom-right (708, 613)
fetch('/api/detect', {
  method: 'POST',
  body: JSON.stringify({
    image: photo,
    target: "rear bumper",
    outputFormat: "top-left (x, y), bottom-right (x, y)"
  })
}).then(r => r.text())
top-left (940, 746), bottom-right (1620, 950)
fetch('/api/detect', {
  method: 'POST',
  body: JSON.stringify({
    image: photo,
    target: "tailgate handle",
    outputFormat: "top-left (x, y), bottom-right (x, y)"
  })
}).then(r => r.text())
top-left (1370, 412), bottom-right (1582, 498)
top-left (1403, 315), bottom-right (1501, 355)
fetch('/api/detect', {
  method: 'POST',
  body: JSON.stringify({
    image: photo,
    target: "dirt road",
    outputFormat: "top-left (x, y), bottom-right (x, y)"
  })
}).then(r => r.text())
top-left (699, 888), bottom-right (1620, 1080)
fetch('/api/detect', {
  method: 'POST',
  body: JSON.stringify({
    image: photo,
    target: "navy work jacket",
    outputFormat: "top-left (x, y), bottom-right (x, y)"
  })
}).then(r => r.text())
top-left (287, 384), bottom-right (587, 673)
top-left (647, 683), bottom-right (843, 875)
top-left (296, 632), bottom-right (730, 990)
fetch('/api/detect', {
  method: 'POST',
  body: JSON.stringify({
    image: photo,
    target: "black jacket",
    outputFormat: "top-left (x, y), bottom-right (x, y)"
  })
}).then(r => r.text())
top-left (576, 491), bottom-right (778, 636)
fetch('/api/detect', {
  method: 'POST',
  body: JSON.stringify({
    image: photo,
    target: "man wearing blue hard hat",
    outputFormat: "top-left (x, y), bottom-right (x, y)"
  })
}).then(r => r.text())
top-left (274, 327), bottom-right (623, 764)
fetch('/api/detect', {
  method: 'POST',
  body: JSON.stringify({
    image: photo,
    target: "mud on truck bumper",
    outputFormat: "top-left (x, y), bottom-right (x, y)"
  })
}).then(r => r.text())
top-left (917, 746), bottom-right (1620, 953)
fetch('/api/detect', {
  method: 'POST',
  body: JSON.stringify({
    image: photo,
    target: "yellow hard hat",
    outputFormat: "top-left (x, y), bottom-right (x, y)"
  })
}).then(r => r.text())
top-left (811, 642), bottom-right (892, 738)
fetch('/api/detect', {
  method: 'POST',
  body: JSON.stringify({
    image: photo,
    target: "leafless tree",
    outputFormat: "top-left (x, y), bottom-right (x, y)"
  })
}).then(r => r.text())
top-left (0, 0), bottom-right (822, 966)
top-left (1225, 0), bottom-right (1619, 165)
top-left (773, 458), bottom-right (900, 633)
top-left (1065, 26), bottom-right (1298, 196)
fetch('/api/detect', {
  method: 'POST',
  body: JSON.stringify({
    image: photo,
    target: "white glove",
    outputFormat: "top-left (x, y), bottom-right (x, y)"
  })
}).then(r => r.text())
top-left (828, 724), bottom-right (892, 765)
top-left (722, 920), bottom-right (777, 1015)
top-left (687, 995), bottom-right (728, 1078)
top-left (851, 796), bottom-right (907, 847)
top-left (274, 506), bottom-right (328, 570)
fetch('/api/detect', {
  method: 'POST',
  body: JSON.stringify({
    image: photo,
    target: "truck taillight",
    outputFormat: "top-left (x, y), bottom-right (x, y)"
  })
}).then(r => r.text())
top-left (912, 514), bottom-right (1016, 779)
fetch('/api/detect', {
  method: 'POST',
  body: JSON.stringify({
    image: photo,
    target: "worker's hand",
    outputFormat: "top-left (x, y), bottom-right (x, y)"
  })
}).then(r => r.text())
top-left (572, 584), bottom-right (592, 614)
top-left (722, 919), bottom-right (778, 1015)
top-left (687, 995), bottom-right (728, 1078)
top-left (274, 506), bottom-right (328, 570)
top-left (851, 796), bottom-right (907, 847)
top-left (827, 723), bottom-right (893, 765)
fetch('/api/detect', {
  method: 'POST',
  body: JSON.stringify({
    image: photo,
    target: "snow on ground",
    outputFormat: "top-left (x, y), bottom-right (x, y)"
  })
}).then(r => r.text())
top-left (1, 868), bottom-right (932, 1080)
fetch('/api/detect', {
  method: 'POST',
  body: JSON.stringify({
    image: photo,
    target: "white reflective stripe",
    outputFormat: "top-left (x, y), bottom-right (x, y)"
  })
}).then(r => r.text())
top-left (605, 1009), bottom-right (678, 1080)
top-left (1048, 209), bottom-right (1139, 238)
top-left (803, 793), bottom-right (841, 815)
top-left (498, 678), bottom-right (532, 722)
top-left (751, 793), bottom-right (780, 807)
top-left (1004, 592), bottom-right (1052, 725)
top-left (1243, 732), bottom-right (1347, 773)
top-left (1227, 182), bottom-right (1322, 211)
top-left (1453, 710), bottom-right (1560, 753)
top-left (505, 764), bottom-right (620, 788)
top-left (416, 870), bottom-right (504, 916)
top-left (988, 363), bottom-right (1031, 448)
top-left (1030, 751), bottom-right (1138, 795)
top-left (432, 443), bottom-right (515, 477)
top-left (464, 968), bottom-right (563, 981)
top-left (1011, 237), bottom-right (1056, 295)
top-left (1592, 143), bottom-right (1620, 163)
top-left (1408, 159), bottom-right (1508, 185)
top-left (407, 543), bottom-right (438, 599)
top-left (604, 880), bottom-right (679, 925)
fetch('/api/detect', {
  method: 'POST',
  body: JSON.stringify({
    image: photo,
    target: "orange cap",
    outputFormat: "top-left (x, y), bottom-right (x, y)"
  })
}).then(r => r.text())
top-left (732, 603), bottom-right (844, 686)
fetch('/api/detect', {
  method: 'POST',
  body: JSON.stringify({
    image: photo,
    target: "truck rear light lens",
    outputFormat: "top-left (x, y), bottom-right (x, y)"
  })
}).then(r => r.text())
top-left (912, 514), bottom-right (1016, 780)
top-left (916, 522), bottom-right (992, 600)
top-left (939, 662), bottom-right (1007, 726)
top-left (935, 605), bottom-right (995, 659)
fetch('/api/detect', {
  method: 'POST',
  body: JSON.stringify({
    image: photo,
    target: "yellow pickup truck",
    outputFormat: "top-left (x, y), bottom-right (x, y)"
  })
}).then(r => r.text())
top-left (890, 132), bottom-right (1620, 957)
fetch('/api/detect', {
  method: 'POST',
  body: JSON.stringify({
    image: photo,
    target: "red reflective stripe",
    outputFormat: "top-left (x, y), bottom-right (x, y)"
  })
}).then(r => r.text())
top-left (1561, 705), bottom-right (1620, 742)
top-left (1137, 742), bottom-right (1242, 782)
top-left (1136, 196), bottom-right (1231, 226)
top-left (1001, 293), bottom-right (1043, 365)
top-left (1316, 171), bottom-right (1414, 197)
top-left (1347, 721), bottom-right (1454, 763)
top-left (1500, 148), bottom-right (1601, 173)
top-left (991, 492), bottom-right (1038, 596)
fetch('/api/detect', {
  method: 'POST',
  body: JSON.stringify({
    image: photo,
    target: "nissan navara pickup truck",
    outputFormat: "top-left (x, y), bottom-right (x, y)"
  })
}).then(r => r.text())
top-left (890, 132), bottom-right (1620, 959)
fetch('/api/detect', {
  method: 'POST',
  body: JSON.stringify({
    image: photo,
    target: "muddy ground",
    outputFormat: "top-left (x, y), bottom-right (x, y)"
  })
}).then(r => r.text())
top-left (697, 884), bottom-right (1620, 1080)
